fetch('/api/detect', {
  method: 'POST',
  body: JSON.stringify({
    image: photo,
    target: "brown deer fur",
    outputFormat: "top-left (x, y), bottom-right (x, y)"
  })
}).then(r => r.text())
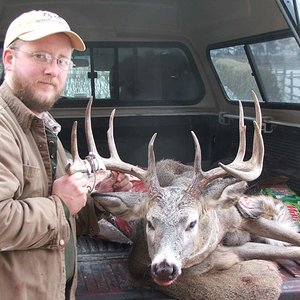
top-left (68, 93), bottom-right (300, 299)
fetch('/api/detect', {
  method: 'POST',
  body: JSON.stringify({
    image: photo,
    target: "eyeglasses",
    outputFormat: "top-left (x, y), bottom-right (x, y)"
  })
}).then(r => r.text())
top-left (11, 48), bottom-right (74, 71)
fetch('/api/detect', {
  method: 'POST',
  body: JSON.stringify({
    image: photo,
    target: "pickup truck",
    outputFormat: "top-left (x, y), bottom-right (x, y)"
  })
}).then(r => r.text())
top-left (1, 0), bottom-right (300, 299)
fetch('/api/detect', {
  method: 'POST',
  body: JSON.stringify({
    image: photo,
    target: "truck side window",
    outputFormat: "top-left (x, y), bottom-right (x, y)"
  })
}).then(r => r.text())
top-left (210, 36), bottom-right (300, 105)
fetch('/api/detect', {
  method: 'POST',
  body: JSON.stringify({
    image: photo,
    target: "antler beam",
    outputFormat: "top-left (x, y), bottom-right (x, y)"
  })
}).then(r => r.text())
top-left (66, 97), bottom-right (149, 181)
top-left (188, 90), bottom-right (264, 195)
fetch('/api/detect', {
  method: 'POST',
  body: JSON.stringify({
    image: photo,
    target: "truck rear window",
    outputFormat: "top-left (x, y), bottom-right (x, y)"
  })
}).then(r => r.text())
top-left (60, 42), bottom-right (204, 107)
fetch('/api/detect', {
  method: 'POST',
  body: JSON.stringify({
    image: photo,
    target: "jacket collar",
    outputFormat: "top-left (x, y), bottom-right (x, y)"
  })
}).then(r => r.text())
top-left (0, 82), bottom-right (61, 135)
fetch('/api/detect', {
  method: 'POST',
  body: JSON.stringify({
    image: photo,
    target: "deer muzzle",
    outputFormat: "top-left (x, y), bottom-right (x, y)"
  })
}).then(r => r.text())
top-left (151, 259), bottom-right (181, 286)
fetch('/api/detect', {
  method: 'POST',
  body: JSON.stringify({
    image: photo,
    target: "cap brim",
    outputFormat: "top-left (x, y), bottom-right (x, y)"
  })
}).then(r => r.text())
top-left (18, 29), bottom-right (86, 51)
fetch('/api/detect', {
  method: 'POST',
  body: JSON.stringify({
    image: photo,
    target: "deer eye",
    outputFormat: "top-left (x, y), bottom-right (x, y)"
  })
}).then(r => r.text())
top-left (147, 220), bottom-right (155, 230)
top-left (186, 220), bottom-right (197, 231)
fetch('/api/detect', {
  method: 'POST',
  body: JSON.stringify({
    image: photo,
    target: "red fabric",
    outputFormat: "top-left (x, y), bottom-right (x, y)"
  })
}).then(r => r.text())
top-left (94, 179), bottom-right (148, 241)
top-left (109, 179), bottom-right (147, 238)
top-left (131, 179), bottom-right (148, 192)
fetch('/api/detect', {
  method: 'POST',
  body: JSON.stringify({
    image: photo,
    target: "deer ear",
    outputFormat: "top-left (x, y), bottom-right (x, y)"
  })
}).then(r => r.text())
top-left (214, 181), bottom-right (247, 209)
top-left (91, 191), bottom-right (147, 221)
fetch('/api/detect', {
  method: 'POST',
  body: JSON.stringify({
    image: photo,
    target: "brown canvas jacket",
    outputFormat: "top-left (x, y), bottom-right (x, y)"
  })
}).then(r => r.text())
top-left (0, 82), bottom-right (99, 300)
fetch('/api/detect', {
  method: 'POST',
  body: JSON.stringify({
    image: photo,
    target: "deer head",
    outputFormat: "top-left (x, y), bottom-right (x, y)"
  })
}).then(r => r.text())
top-left (67, 91), bottom-right (267, 286)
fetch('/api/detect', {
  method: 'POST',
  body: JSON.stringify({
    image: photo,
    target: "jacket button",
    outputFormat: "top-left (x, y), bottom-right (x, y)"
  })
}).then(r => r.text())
top-left (59, 239), bottom-right (65, 246)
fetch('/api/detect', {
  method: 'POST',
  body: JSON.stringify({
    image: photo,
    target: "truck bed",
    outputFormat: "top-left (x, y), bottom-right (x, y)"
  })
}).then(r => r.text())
top-left (76, 236), bottom-right (300, 300)
top-left (76, 236), bottom-right (171, 300)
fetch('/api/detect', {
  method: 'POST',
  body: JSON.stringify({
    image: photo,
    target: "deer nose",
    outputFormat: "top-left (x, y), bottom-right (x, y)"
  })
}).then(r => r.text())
top-left (151, 259), bottom-right (180, 286)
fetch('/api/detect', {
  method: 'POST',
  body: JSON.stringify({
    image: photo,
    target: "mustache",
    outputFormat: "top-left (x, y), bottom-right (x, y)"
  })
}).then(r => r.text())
top-left (37, 79), bottom-right (57, 86)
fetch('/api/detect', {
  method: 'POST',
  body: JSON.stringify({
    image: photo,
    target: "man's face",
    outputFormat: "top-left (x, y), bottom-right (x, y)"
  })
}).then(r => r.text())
top-left (4, 33), bottom-right (73, 114)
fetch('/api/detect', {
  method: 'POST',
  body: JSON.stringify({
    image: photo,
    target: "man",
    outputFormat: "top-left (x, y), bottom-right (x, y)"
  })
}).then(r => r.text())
top-left (0, 10), bottom-right (131, 300)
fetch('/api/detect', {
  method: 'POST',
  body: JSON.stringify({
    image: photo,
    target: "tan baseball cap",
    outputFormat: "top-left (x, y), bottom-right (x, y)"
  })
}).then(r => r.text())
top-left (3, 10), bottom-right (85, 51)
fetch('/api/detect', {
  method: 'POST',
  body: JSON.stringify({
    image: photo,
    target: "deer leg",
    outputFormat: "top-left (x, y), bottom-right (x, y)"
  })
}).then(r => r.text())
top-left (242, 217), bottom-right (300, 246)
top-left (230, 242), bottom-right (300, 260)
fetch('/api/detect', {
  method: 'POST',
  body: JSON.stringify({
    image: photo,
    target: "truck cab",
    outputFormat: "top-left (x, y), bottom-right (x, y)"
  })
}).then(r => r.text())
top-left (1, 0), bottom-right (300, 299)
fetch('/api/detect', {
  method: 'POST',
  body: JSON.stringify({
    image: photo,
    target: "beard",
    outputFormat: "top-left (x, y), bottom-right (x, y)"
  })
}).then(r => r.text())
top-left (11, 69), bottom-right (62, 113)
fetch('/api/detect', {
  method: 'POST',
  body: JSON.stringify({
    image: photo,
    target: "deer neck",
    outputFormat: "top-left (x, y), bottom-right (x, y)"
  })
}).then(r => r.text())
top-left (183, 210), bottom-right (224, 268)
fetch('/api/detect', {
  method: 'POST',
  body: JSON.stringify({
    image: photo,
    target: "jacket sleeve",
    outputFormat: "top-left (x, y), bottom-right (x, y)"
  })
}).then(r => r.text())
top-left (0, 121), bottom-right (69, 251)
top-left (0, 193), bottom-right (70, 251)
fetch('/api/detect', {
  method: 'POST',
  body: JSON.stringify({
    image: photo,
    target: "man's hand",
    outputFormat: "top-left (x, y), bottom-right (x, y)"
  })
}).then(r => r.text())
top-left (94, 170), bottom-right (133, 192)
top-left (52, 172), bottom-right (89, 215)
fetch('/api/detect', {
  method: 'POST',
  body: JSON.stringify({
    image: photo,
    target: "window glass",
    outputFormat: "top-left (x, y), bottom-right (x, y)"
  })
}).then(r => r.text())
top-left (115, 47), bottom-right (200, 101)
top-left (210, 46), bottom-right (260, 101)
top-left (93, 48), bottom-right (114, 99)
top-left (62, 49), bottom-right (91, 98)
top-left (60, 43), bottom-right (203, 106)
top-left (1, 43), bottom-right (203, 106)
top-left (210, 36), bottom-right (300, 104)
top-left (280, 0), bottom-right (300, 30)
top-left (250, 38), bottom-right (300, 103)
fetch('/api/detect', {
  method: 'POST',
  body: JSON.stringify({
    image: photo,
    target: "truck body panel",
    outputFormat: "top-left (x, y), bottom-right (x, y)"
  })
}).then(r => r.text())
top-left (1, 0), bottom-right (300, 298)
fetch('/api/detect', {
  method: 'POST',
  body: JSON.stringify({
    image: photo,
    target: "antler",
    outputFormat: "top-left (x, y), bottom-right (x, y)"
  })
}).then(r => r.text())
top-left (67, 91), bottom-right (264, 196)
top-left (85, 101), bottom-right (149, 180)
top-left (188, 90), bottom-right (264, 195)
top-left (66, 97), bottom-right (161, 193)
top-left (65, 120), bottom-right (92, 175)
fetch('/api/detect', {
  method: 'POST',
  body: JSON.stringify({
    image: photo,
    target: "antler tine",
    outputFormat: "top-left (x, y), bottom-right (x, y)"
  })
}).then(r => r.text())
top-left (219, 90), bottom-right (264, 181)
top-left (71, 121), bottom-right (79, 160)
top-left (85, 96), bottom-right (98, 154)
top-left (191, 131), bottom-right (203, 175)
top-left (65, 121), bottom-right (89, 175)
top-left (188, 131), bottom-right (227, 194)
top-left (192, 100), bottom-right (245, 181)
top-left (148, 133), bottom-right (157, 172)
top-left (188, 91), bottom-right (264, 195)
top-left (232, 101), bottom-right (246, 163)
top-left (103, 110), bottom-right (148, 180)
top-left (85, 96), bottom-right (106, 171)
top-left (147, 133), bottom-right (161, 195)
top-left (107, 109), bottom-right (120, 160)
top-left (84, 97), bottom-right (147, 180)
top-left (252, 90), bottom-right (262, 129)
